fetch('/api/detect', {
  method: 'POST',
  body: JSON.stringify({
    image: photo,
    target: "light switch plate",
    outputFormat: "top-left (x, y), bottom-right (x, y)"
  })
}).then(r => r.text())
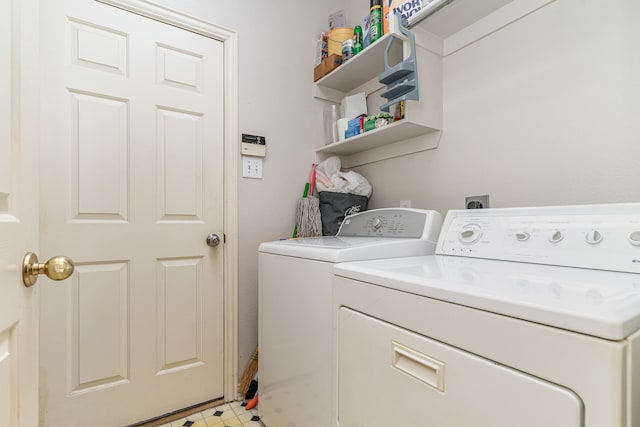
top-left (242, 157), bottom-right (263, 179)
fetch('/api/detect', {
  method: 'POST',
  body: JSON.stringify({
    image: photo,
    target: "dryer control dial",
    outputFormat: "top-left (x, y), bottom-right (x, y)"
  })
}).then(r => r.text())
top-left (629, 231), bottom-right (640, 246)
top-left (514, 231), bottom-right (530, 242)
top-left (458, 225), bottom-right (483, 244)
top-left (585, 229), bottom-right (604, 245)
top-left (548, 230), bottom-right (564, 243)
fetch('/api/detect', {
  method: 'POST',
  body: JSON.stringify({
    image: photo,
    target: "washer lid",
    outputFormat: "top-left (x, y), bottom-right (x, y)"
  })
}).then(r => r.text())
top-left (259, 208), bottom-right (443, 262)
top-left (334, 255), bottom-right (640, 340)
top-left (259, 237), bottom-right (436, 263)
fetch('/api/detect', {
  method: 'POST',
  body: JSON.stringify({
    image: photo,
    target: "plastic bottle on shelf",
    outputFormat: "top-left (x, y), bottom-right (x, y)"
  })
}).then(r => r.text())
top-left (369, 0), bottom-right (383, 44)
top-left (353, 25), bottom-right (363, 55)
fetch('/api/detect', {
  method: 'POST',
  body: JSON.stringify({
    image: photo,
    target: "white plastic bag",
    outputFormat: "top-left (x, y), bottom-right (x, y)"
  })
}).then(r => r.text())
top-left (315, 156), bottom-right (372, 197)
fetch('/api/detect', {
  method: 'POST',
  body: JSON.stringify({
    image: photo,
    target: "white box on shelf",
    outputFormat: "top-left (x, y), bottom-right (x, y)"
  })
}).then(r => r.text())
top-left (341, 92), bottom-right (367, 121)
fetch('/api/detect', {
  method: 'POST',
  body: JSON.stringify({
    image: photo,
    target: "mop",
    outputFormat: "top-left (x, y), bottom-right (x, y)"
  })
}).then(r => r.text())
top-left (295, 164), bottom-right (322, 238)
top-left (291, 183), bottom-right (308, 238)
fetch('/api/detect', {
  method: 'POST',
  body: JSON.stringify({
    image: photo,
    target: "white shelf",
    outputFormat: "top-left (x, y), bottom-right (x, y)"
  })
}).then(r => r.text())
top-left (315, 120), bottom-right (438, 157)
top-left (312, 25), bottom-right (443, 166)
top-left (315, 32), bottom-right (404, 95)
top-left (408, 0), bottom-right (514, 38)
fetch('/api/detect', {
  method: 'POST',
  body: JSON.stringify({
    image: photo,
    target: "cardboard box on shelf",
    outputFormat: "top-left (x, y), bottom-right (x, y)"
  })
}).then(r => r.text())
top-left (313, 54), bottom-right (343, 82)
top-left (345, 117), bottom-right (362, 139)
top-left (364, 113), bottom-right (393, 132)
top-left (384, 0), bottom-right (423, 34)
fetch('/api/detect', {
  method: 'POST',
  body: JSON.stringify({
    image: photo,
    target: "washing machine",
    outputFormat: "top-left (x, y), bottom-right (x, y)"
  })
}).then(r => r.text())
top-left (333, 203), bottom-right (640, 427)
top-left (258, 208), bottom-right (443, 427)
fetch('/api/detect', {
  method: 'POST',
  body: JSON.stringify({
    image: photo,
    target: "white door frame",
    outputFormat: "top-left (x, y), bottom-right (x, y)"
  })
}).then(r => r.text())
top-left (95, 0), bottom-right (239, 402)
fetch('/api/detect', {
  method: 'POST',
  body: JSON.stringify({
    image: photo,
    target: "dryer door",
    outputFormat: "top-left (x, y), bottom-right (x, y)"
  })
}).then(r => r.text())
top-left (337, 308), bottom-right (583, 426)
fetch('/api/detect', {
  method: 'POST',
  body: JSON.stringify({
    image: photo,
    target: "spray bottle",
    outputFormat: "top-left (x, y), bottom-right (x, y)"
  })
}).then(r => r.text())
top-left (369, 0), bottom-right (383, 44)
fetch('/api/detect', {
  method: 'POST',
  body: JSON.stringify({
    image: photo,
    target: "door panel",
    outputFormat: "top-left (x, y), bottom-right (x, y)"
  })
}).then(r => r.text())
top-left (156, 257), bottom-right (204, 373)
top-left (70, 262), bottom-right (129, 394)
top-left (39, 1), bottom-right (225, 424)
top-left (0, 329), bottom-right (16, 427)
top-left (157, 108), bottom-right (203, 219)
top-left (70, 90), bottom-right (129, 220)
top-left (0, 0), bottom-right (11, 202)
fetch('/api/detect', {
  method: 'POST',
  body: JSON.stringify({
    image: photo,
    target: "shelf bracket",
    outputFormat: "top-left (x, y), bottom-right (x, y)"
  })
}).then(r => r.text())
top-left (378, 14), bottom-right (419, 112)
top-left (311, 84), bottom-right (345, 104)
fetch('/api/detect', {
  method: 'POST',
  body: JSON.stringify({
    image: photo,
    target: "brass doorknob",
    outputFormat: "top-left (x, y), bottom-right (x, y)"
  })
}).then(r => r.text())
top-left (22, 252), bottom-right (75, 287)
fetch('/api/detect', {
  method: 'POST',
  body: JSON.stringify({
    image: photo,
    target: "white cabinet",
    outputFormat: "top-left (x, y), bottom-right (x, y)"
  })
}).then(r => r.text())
top-left (313, 31), bottom-right (442, 167)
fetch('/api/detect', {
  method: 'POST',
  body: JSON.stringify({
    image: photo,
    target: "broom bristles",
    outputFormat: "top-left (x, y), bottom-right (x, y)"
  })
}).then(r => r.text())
top-left (238, 346), bottom-right (259, 395)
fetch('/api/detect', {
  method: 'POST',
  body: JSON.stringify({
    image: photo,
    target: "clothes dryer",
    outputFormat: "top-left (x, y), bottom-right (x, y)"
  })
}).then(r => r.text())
top-left (333, 203), bottom-right (640, 427)
top-left (258, 208), bottom-right (442, 427)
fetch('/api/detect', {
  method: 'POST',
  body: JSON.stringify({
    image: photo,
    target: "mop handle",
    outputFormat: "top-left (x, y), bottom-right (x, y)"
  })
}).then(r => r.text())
top-left (308, 164), bottom-right (317, 196)
top-left (292, 183), bottom-right (310, 238)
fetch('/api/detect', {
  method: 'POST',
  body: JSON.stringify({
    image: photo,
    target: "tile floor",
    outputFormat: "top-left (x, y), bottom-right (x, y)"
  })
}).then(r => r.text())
top-left (156, 401), bottom-right (262, 427)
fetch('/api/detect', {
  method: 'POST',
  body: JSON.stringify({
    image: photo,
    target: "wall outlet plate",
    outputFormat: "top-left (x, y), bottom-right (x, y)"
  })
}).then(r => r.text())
top-left (465, 194), bottom-right (489, 209)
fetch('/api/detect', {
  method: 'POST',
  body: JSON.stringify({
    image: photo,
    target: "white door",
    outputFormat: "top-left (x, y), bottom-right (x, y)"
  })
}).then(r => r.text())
top-left (39, 0), bottom-right (226, 425)
top-left (0, 0), bottom-right (40, 426)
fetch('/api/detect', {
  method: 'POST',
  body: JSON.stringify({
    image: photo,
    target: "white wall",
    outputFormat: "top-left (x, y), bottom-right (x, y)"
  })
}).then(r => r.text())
top-left (355, 0), bottom-right (640, 213)
top-left (148, 0), bottom-right (343, 377)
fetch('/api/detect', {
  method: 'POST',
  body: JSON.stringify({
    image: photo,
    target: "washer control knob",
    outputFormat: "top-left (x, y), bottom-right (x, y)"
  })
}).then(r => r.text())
top-left (629, 231), bottom-right (640, 246)
top-left (458, 225), bottom-right (482, 244)
top-left (585, 229), bottom-right (603, 245)
top-left (549, 230), bottom-right (564, 243)
top-left (515, 231), bottom-right (530, 242)
top-left (372, 217), bottom-right (383, 230)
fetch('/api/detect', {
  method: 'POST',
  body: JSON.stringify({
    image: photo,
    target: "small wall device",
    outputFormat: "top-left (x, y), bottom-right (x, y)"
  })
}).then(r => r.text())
top-left (241, 133), bottom-right (266, 157)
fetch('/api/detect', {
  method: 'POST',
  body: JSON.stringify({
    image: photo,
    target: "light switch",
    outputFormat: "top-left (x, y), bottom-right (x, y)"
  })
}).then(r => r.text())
top-left (242, 156), bottom-right (263, 179)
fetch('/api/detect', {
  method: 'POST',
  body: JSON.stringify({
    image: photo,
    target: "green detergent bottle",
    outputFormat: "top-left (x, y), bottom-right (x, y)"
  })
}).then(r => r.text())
top-left (369, 0), bottom-right (382, 44)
